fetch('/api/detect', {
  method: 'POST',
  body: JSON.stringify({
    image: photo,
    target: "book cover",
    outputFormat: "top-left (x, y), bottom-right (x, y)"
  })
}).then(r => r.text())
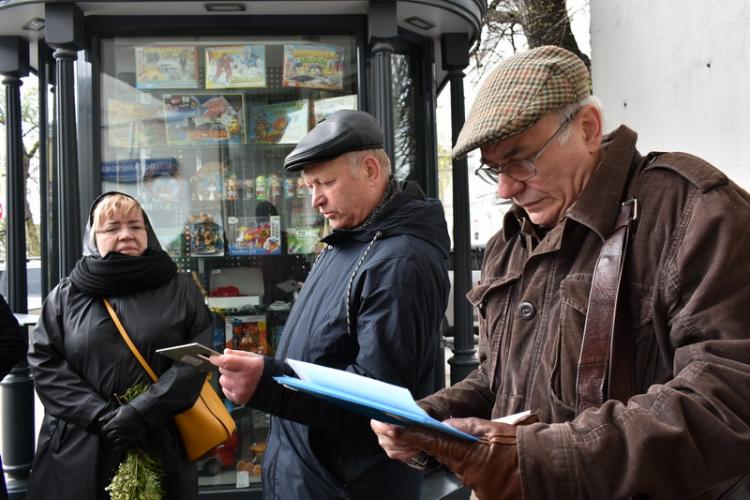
top-left (248, 99), bottom-right (309, 144)
top-left (274, 359), bottom-right (479, 442)
top-left (282, 43), bottom-right (344, 90)
top-left (188, 212), bottom-right (225, 256)
top-left (106, 98), bottom-right (167, 148)
top-left (135, 46), bottom-right (199, 89)
top-left (225, 315), bottom-right (269, 354)
top-left (205, 44), bottom-right (266, 89)
top-left (225, 215), bottom-right (281, 256)
top-left (312, 94), bottom-right (358, 123)
top-left (164, 93), bottom-right (246, 145)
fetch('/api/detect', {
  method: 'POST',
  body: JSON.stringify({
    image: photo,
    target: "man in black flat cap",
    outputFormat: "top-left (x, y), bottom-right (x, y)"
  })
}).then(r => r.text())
top-left (372, 45), bottom-right (750, 500)
top-left (212, 110), bottom-right (451, 500)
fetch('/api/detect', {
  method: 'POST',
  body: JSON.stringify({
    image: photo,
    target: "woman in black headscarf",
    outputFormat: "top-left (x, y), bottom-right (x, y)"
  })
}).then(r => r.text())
top-left (27, 192), bottom-right (213, 499)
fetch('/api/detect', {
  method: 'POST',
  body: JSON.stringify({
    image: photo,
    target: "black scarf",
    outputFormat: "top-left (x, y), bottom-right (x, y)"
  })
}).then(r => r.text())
top-left (69, 248), bottom-right (177, 297)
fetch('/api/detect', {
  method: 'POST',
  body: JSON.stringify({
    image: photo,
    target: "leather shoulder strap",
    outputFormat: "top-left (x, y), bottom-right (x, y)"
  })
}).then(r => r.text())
top-left (103, 298), bottom-right (158, 383)
top-left (575, 199), bottom-right (637, 415)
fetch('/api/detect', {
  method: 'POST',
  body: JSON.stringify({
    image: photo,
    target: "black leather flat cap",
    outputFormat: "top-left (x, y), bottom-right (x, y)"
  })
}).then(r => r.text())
top-left (284, 110), bottom-right (384, 171)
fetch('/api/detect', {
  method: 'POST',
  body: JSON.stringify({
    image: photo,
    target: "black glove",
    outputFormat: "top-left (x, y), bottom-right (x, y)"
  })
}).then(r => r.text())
top-left (101, 404), bottom-right (148, 453)
top-left (89, 407), bottom-right (118, 434)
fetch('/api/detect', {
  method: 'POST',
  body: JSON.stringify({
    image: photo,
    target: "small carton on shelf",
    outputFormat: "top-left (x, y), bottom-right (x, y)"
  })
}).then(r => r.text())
top-left (188, 212), bottom-right (225, 256)
top-left (226, 215), bottom-right (281, 255)
top-left (225, 314), bottom-right (269, 355)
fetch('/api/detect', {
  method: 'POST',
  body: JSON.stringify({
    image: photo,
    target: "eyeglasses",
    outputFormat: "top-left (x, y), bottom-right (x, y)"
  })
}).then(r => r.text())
top-left (95, 223), bottom-right (147, 237)
top-left (475, 113), bottom-right (575, 185)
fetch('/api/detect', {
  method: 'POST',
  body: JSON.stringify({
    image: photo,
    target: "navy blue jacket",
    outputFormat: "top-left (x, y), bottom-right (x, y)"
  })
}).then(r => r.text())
top-left (251, 182), bottom-right (450, 500)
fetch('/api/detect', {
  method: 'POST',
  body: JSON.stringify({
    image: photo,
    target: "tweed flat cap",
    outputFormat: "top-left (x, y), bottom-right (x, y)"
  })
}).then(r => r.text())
top-left (284, 110), bottom-right (384, 171)
top-left (452, 45), bottom-right (591, 159)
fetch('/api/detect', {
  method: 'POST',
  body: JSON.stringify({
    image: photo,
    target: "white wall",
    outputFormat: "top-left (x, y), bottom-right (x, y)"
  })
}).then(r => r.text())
top-left (591, 0), bottom-right (750, 190)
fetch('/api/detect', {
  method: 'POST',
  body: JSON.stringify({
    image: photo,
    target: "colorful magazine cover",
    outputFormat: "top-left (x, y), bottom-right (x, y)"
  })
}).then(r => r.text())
top-left (106, 98), bottom-right (166, 148)
top-left (225, 215), bottom-right (281, 256)
top-left (312, 94), bottom-right (358, 123)
top-left (188, 211), bottom-right (225, 256)
top-left (249, 99), bottom-right (309, 144)
top-left (205, 44), bottom-right (266, 89)
top-left (163, 93), bottom-right (246, 145)
top-left (135, 46), bottom-right (198, 89)
top-left (225, 314), bottom-right (269, 354)
top-left (282, 43), bottom-right (344, 90)
top-left (287, 214), bottom-right (324, 254)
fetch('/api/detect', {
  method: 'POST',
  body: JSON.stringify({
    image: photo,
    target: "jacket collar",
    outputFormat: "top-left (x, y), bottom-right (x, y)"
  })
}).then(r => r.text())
top-left (567, 125), bottom-right (639, 240)
top-left (502, 125), bottom-right (640, 243)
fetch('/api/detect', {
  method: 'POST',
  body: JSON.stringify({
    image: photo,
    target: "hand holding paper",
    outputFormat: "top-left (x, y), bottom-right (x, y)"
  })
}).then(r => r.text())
top-left (209, 348), bottom-right (264, 405)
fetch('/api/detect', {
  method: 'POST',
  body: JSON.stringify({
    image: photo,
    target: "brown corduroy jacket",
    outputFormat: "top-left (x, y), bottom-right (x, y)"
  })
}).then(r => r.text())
top-left (420, 125), bottom-right (750, 499)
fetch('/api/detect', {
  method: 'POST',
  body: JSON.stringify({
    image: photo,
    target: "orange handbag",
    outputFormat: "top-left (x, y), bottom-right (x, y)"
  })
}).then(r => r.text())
top-left (104, 298), bottom-right (236, 461)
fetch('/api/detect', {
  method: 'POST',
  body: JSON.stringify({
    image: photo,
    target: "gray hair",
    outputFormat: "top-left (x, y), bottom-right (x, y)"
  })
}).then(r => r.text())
top-left (556, 95), bottom-right (604, 144)
top-left (346, 148), bottom-right (392, 177)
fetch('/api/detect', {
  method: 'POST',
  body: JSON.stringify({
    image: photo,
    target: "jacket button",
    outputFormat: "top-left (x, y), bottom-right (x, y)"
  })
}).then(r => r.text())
top-left (518, 301), bottom-right (536, 320)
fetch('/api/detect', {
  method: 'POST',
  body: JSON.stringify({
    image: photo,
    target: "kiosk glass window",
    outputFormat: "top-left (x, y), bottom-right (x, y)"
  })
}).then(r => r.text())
top-left (99, 34), bottom-right (358, 489)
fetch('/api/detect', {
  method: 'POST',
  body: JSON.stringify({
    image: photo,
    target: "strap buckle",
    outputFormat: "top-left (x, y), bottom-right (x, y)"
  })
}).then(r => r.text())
top-left (621, 198), bottom-right (638, 223)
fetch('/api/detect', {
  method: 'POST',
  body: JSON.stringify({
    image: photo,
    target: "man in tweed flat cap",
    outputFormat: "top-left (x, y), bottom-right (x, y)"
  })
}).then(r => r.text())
top-left (373, 45), bottom-right (750, 499)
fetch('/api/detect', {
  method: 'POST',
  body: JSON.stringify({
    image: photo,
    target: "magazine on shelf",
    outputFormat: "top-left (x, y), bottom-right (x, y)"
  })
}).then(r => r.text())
top-left (163, 93), bottom-right (246, 145)
top-left (274, 359), bottom-right (480, 442)
top-left (248, 99), bottom-right (310, 144)
top-left (106, 98), bottom-right (166, 148)
top-left (312, 94), bottom-right (358, 123)
top-left (135, 46), bottom-right (199, 89)
top-left (205, 44), bottom-right (266, 89)
top-left (282, 43), bottom-right (344, 90)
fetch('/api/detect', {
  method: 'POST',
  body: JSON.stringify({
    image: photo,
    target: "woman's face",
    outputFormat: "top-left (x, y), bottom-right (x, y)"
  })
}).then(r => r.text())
top-left (94, 208), bottom-right (148, 256)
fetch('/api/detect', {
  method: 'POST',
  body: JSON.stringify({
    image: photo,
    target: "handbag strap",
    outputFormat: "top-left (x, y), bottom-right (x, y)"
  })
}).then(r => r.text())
top-left (103, 298), bottom-right (158, 383)
top-left (575, 199), bottom-right (638, 415)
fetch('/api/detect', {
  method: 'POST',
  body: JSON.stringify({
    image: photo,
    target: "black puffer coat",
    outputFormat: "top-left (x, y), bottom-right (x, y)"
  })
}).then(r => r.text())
top-left (27, 199), bottom-right (212, 500)
top-left (251, 182), bottom-right (451, 500)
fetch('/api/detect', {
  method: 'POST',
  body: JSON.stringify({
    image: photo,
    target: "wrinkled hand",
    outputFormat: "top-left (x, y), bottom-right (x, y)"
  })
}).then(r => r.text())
top-left (209, 349), bottom-right (263, 405)
top-left (101, 404), bottom-right (148, 453)
top-left (370, 419), bottom-right (423, 463)
top-left (400, 417), bottom-right (536, 500)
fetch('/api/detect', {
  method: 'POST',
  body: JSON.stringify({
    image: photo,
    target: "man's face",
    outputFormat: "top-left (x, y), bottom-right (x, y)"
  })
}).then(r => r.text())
top-left (302, 155), bottom-right (377, 229)
top-left (479, 107), bottom-right (601, 227)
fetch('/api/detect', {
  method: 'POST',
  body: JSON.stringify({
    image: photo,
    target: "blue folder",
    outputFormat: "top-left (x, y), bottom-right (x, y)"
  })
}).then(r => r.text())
top-left (274, 359), bottom-right (479, 442)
